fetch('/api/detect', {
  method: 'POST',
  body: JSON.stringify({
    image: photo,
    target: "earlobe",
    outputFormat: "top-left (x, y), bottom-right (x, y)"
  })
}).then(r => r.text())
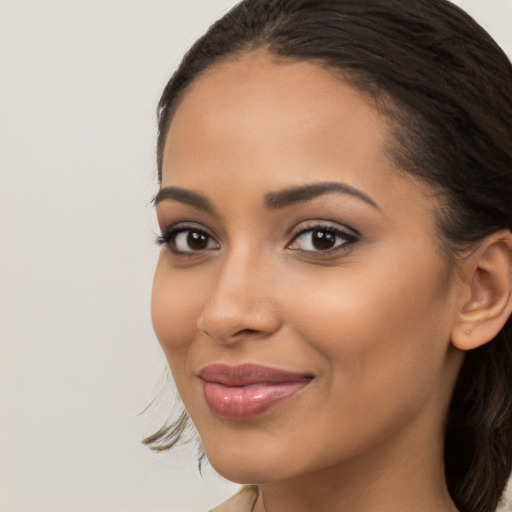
top-left (451, 230), bottom-right (512, 351)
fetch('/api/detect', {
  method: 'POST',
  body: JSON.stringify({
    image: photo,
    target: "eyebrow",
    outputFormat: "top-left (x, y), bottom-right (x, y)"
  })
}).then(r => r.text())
top-left (153, 181), bottom-right (379, 213)
top-left (264, 181), bottom-right (380, 210)
top-left (153, 186), bottom-right (217, 214)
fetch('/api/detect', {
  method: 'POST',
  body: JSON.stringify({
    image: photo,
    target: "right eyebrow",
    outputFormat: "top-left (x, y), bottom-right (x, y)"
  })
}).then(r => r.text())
top-left (264, 181), bottom-right (380, 211)
top-left (153, 186), bottom-right (217, 215)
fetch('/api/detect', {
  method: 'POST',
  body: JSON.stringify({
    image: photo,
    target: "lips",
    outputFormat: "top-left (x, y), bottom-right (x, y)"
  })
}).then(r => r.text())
top-left (198, 363), bottom-right (313, 420)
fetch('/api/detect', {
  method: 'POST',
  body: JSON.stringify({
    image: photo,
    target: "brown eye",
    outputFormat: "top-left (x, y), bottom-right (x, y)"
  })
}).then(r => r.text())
top-left (171, 229), bottom-right (220, 253)
top-left (311, 230), bottom-right (337, 250)
top-left (288, 225), bottom-right (357, 253)
top-left (187, 231), bottom-right (209, 250)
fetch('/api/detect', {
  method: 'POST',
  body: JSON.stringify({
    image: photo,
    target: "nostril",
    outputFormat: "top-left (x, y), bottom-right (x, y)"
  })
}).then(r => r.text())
top-left (197, 297), bottom-right (281, 343)
top-left (235, 328), bottom-right (259, 336)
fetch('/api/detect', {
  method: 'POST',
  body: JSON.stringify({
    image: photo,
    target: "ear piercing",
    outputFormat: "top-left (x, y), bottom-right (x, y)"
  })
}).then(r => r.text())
top-left (465, 329), bottom-right (471, 335)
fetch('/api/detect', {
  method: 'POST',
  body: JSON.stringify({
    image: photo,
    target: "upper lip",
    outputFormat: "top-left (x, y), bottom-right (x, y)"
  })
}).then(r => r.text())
top-left (198, 363), bottom-right (313, 387)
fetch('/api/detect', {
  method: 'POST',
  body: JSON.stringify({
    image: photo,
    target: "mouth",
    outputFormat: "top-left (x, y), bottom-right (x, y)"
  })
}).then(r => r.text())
top-left (197, 363), bottom-right (313, 420)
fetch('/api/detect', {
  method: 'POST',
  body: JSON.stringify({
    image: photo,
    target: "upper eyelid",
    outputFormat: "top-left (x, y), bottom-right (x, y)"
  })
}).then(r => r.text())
top-left (286, 226), bottom-right (359, 259)
top-left (161, 221), bottom-right (215, 236)
top-left (158, 222), bottom-right (219, 244)
top-left (159, 220), bottom-right (359, 246)
top-left (289, 226), bottom-right (358, 245)
top-left (158, 224), bottom-right (220, 254)
top-left (289, 220), bottom-right (360, 238)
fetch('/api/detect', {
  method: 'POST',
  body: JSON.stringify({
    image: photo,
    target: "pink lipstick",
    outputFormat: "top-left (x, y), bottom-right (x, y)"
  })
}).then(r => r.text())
top-left (198, 364), bottom-right (312, 420)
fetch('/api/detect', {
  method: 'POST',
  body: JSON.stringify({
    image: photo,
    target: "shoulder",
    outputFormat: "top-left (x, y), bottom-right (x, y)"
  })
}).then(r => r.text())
top-left (209, 485), bottom-right (259, 512)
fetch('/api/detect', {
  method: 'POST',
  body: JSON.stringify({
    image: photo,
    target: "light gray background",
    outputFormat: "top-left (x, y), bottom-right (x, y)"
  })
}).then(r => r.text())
top-left (1, 1), bottom-right (511, 511)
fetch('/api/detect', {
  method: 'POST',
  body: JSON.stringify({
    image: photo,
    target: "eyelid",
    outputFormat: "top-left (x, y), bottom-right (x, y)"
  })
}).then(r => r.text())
top-left (289, 220), bottom-right (359, 240)
top-left (156, 220), bottom-right (358, 256)
top-left (156, 222), bottom-right (220, 254)
top-left (287, 221), bottom-right (359, 253)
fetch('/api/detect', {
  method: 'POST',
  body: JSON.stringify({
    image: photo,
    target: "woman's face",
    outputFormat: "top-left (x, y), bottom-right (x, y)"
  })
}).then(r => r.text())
top-left (152, 52), bottom-right (465, 484)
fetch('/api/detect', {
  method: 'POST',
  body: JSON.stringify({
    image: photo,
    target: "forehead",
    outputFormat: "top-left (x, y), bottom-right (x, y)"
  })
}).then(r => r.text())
top-left (162, 51), bottom-right (393, 186)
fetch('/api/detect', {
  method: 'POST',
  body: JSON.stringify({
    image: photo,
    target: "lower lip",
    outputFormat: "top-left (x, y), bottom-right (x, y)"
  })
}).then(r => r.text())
top-left (202, 380), bottom-right (310, 420)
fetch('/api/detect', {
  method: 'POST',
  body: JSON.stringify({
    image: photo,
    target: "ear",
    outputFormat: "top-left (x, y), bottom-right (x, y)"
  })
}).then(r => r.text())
top-left (451, 230), bottom-right (512, 351)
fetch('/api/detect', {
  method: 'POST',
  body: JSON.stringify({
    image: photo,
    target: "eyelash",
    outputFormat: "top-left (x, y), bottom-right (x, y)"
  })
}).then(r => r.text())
top-left (288, 223), bottom-right (359, 255)
top-left (156, 224), bottom-right (218, 256)
top-left (156, 222), bottom-right (359, 257)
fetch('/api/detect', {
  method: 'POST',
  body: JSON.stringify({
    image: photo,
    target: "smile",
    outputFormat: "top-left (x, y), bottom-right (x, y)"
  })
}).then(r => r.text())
top-left (198, 363), bottom-right (313, 420)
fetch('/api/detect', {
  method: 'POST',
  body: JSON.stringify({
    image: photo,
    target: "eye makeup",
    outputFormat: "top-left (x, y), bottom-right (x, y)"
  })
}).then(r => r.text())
top-left (156, 217), bottom-right (360, 261)
top-left (288, 222), bottom-right (359, 255)
top-left (156, 223), bottom-right (219, 256)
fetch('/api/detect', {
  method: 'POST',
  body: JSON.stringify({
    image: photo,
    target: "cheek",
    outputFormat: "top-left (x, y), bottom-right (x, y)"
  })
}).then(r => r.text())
top-left (287, 251), bottom-right (454, 393)
top-left (273, 257), bottom-right (457, 466)
top-left (151, 255), bottom-right (204, 367)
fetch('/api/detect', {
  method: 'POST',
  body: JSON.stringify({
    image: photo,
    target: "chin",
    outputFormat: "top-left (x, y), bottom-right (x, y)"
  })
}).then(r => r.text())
top-left (208, 458), bottom-right (275, 485)
top-left (203, 440), bottom-right (291, 484)
top-left (212, 467), bottom-right (264, 485)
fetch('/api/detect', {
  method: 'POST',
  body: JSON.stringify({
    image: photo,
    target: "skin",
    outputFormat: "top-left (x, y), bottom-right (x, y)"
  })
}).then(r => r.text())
top-left (152, 51), bottom-right (466, 512)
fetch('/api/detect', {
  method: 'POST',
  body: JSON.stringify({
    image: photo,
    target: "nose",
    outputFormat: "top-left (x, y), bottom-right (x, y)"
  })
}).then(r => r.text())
top-left (197, 251), bottom-right (281, 345)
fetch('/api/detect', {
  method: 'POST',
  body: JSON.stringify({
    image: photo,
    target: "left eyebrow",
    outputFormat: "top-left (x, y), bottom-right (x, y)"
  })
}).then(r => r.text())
top-left (264, 181), bottom-right (380, 211)
top-left (152, 186), bottom-right (217, 215)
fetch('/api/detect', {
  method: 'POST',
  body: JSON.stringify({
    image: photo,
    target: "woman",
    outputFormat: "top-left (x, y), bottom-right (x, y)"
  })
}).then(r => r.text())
top-left (147, 1), bottom-right (512, 511)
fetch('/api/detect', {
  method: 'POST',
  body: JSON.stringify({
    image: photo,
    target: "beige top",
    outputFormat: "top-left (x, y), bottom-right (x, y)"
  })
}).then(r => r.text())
top-left (209, 485), bottom-right (259, 512)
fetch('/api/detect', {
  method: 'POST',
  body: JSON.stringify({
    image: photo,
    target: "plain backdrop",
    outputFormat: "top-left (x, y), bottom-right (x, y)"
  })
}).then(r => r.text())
top-left (1, 1), bottom-right (511, 511)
